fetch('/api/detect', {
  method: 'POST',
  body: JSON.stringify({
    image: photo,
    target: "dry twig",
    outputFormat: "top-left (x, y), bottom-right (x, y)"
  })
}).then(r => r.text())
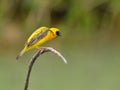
top-left (24, 47), bottom-right (67, 90)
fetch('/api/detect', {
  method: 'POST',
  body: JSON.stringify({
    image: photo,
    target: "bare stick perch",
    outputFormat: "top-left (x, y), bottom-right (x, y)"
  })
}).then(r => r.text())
top-left (24, 47), bottom-right (67, 90)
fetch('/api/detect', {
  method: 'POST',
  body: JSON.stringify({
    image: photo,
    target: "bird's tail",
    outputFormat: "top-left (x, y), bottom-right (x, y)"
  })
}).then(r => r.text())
top-left (16, 48), bottom-right (26, 60)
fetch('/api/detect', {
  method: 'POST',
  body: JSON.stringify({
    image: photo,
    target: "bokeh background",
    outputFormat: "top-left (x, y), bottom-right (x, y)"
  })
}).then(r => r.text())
top-left (0, 0), bottom-right (120, 90)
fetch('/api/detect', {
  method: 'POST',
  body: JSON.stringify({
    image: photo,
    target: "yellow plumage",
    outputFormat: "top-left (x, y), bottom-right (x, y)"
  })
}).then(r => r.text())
top-left (16, 26), bottom-right (61, 60)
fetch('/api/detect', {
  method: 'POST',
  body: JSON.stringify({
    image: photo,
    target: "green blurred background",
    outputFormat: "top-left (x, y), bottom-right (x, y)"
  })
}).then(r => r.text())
top-left (1, 0), bottom-right (120, 90)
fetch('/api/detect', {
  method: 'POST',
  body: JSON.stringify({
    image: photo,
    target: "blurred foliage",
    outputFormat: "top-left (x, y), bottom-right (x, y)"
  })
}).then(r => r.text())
top-left (0, 0), bottom-right (120, 52)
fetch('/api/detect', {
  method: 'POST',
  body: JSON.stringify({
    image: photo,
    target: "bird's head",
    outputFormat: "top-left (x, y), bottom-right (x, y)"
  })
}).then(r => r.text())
top-left (49, 27), bottom-right (61, 37)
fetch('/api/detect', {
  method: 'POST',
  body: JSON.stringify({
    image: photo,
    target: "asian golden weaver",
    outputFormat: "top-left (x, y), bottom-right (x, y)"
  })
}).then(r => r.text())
top-left (16, 26), bottom-right (61, 60)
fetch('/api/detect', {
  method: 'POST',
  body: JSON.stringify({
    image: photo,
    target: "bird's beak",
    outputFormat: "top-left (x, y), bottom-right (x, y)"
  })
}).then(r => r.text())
top-left (57, 31), bottom-right (61, 36)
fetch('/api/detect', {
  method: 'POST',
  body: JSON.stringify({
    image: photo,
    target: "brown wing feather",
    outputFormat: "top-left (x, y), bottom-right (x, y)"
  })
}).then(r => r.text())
top-left (27, 30), bottom-right (49, 47)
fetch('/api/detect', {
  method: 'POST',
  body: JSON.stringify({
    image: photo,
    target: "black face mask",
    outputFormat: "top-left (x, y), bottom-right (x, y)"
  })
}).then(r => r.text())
top-left (56, 31), bottom-right (61, 36)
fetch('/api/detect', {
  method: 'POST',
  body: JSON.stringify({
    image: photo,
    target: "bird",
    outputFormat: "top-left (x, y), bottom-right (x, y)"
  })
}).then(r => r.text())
top-left (16, 26), bottom-right (61, 60)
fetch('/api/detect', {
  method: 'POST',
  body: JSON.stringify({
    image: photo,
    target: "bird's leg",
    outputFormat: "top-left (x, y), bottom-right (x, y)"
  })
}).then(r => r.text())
top-left (36, 47), bottom-right (46, 54)
top-left (36, 47), bottom-right (40, 50)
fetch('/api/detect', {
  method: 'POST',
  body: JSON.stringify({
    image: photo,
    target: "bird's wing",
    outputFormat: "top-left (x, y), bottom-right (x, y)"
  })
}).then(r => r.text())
top-left (26, 29), bottom-right (49, 47)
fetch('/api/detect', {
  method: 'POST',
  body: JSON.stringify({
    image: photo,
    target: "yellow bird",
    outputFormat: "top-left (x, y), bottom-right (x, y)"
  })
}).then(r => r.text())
top-left (16, 26), bottom-right (61, 60)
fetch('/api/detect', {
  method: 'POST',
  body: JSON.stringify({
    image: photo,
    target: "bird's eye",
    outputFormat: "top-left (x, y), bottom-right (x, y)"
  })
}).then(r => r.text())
top-left (56, 31), bottom-right (61, 36)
